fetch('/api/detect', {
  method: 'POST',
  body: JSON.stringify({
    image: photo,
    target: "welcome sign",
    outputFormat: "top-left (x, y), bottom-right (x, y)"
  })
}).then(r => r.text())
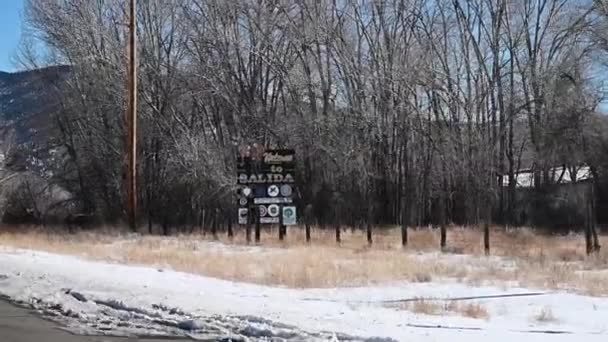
top-left (237, 147), bottom-right (297, 225)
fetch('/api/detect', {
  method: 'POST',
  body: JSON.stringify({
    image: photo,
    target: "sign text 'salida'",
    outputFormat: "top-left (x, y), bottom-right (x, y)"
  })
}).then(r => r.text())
top-left (238, 173), bottom-right (295, 184)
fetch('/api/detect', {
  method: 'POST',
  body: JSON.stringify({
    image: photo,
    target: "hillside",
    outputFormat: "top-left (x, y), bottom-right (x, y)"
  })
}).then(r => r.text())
top-left (0, 66), bottom-right (72, 223)
top-left (0, 65), bottom-right (70, 147)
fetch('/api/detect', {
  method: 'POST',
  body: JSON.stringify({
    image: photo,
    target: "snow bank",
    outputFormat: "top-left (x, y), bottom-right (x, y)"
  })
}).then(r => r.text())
top-left (0, 248), bottom-right (607, 341)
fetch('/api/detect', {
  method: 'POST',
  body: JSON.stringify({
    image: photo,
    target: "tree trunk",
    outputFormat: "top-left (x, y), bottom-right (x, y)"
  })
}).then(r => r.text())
top-left (507, 54), bottom-right (516, 226)
top-left (401, 214), bottom-right (408, 248)
top-left (484, 222), bottom-right (490, 256)
top-left (592, 224), bottom-right (600, 254)
top-left (591, 183), bottom-right (601, 253)
top-left (227, 214), bottom-right (233, 239)
top-left (483, 197), bottom-right (491, 256)
top-left (401, 134), bottom-right (410, 247)
top-left (440, 224), bottom-right (447, 251)
top-left (201, 209), bottom-right (206, 236)
top-left (585, 184), bottom-right (597, 255)
top-left (305, 224), bottom-right (311, 243)
top-left (211, 209), bottom-right (218, 240)
top-left (585, 197), bottom-right (593, 255)
top-left (335, 224), bottom-right (341, 244)
top-left (147, 209), bottom-right (153, 234)
top-left (305, 204), bottom-right (313, 243)
top-left (162, 220), bottom-right (169, 236)
top-left (439, 194), bottom-right (447, 251)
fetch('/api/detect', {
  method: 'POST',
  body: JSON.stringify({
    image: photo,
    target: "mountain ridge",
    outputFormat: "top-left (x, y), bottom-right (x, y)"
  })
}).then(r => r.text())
top-left (0, 65), bottom-right (70, 146)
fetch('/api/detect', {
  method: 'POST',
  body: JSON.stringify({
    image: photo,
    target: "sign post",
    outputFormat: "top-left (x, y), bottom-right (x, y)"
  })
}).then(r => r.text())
top-left (255, 206), bottom-right (261, 242)
top-left (279, 203), bottom-right (285, 241)
top-left (246, 207), bottom-right (252, 243)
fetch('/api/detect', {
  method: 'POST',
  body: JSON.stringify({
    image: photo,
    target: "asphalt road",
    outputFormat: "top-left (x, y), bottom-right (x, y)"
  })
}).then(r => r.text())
top-left (0, 300), bottom-right (187, 342)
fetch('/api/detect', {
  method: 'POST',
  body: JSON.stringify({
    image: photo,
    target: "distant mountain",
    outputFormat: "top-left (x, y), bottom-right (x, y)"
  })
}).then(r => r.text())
top-left (0, 65), bottom-right (70, 147)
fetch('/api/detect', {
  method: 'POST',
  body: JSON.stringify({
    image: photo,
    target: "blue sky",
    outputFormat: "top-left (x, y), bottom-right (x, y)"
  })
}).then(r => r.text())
top-left (0, 0), bottom-right (23, 72)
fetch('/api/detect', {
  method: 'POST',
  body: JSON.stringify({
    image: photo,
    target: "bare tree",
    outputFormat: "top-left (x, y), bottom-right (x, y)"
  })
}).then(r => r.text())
top-left (10, 0), bottom-right (605, 242)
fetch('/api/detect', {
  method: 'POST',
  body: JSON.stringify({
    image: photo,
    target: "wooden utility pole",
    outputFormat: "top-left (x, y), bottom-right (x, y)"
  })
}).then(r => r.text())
top-left (125, 0), bottom-right (138, 231)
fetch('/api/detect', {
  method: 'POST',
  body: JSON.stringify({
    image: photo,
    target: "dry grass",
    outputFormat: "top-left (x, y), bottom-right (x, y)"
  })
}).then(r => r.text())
top-left (533, 306), bottom-right (557, 323)
top-left (0, 225), bottom-right (608, 295)
top-left (460, 302), bottom-right (490, 320)
top-left (0, 227), bottom-right (453, 288)
top-left (391, 299), bottom-right (490, 320)
top-left (410, 299), bottom-right (442, 315)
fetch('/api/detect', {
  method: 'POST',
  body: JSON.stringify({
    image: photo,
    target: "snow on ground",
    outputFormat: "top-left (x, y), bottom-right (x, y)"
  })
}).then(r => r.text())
top-left (0, 247), bottom-right (607, 341)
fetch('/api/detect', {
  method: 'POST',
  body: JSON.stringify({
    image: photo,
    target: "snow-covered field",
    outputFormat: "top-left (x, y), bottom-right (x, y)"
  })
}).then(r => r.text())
top-left (1, 247), bottom-right (607, 341)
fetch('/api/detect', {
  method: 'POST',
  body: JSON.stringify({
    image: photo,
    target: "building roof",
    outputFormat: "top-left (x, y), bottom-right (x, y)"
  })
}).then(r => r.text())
top-left (501, 165), bottom-right (591, 188)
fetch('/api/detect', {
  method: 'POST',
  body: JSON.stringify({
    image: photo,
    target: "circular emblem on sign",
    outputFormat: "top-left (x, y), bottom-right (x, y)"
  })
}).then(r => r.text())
top-left (268, 204), bottom-right (280, 217)
top-left (259, 205), bottom-right (268, 217)
top-left (283, 207), bottom-right (294, 218)
top-left (267, 185), bottom-right (280, 197)
top-left (242, 186), bottom-right (252, 197)
top-left (280, 184), bottom-right (292, 197)
top-left (239, 197), bottom-right (247, 206)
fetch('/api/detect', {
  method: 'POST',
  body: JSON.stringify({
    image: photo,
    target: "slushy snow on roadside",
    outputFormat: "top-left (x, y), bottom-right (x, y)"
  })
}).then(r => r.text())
top-left (0, 247), bottom-right (607, 341)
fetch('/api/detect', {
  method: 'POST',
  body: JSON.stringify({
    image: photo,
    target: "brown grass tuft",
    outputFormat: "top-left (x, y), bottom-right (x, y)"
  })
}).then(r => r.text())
top-left (460, 302), bottom-right (490, 320)
top-left (392, 299), bottom-right (489, 320)
top-left (408, 299), bottom-right (442, 315)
